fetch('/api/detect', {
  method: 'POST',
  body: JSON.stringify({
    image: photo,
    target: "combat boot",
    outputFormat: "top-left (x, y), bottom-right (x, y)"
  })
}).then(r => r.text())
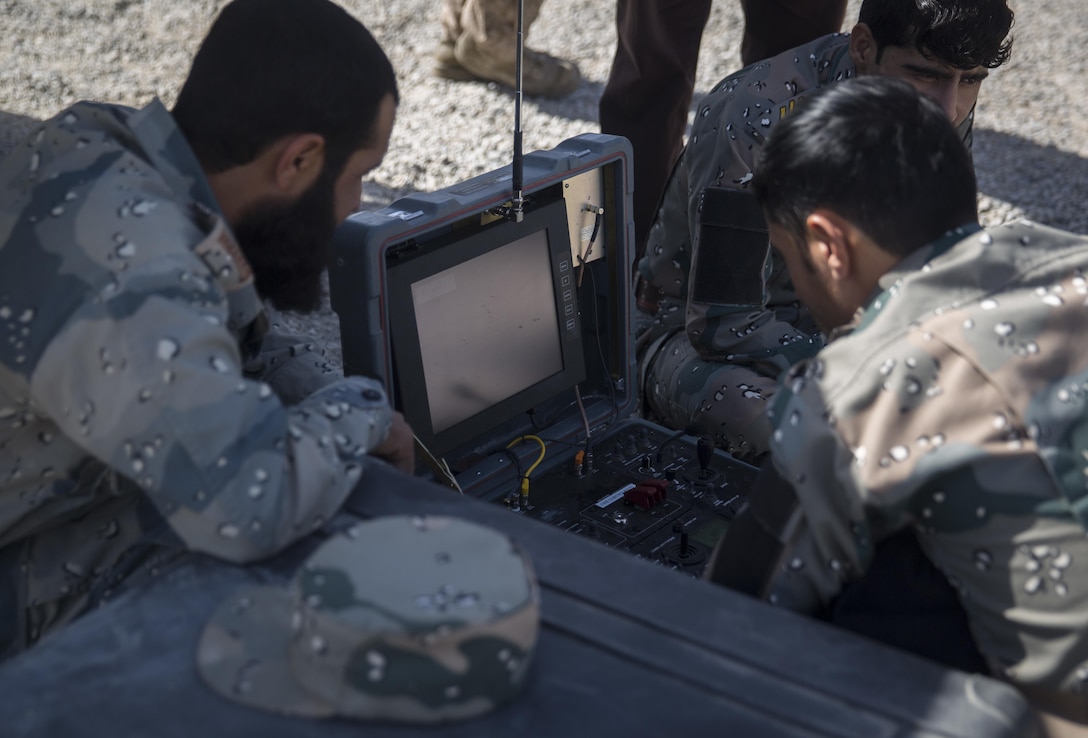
top-left (441, 33), bottom-right (580, 98)
top-left (433, 39), bottom-right (477, 82)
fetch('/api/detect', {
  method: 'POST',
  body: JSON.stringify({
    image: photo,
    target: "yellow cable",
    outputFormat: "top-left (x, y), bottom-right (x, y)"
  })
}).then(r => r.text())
top-left (506, 435), bottom-right (547, 506)
top-left (506, 434), bottom-right (547, 476)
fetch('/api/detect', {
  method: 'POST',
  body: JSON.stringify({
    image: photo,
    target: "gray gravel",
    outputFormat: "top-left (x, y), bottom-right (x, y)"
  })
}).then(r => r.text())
top-left (2, 0), bottom-right (1086, 368)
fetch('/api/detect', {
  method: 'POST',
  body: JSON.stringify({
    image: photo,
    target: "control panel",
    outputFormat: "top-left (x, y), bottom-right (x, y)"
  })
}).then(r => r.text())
top-left (471, 418), bottom-right (758, 578)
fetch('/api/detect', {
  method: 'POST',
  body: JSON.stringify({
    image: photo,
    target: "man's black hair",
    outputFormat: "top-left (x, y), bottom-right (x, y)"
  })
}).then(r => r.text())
top-left (859, 0), bottom-right (1014, 69)
top-left (751, 76), bottom-right (979, 259)
top-left (172, 0), bottom-right (399, 176)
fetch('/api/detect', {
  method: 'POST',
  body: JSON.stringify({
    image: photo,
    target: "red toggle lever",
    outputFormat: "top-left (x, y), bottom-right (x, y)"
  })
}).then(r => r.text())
top-left (624, 479), bottom-right (670, 510)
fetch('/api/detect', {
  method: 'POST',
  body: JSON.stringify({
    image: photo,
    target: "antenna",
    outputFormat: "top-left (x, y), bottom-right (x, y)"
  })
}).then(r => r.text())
top-left (484, 0), bottom-right (527, 224)
top-left (509, 0), bottom-right (525, 222)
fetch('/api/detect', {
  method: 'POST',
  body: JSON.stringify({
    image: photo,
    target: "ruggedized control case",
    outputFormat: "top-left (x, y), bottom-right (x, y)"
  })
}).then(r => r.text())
top-left (328, 134), bottom-right (760, 578)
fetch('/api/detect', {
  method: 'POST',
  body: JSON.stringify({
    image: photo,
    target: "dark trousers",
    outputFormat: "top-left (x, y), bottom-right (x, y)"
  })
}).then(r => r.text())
top-left (738, 0), bottom-right (849, 70)
top-left (830, 527), bottom-right (990, 675)
top-left (600, 0), bottom-right (848, 263)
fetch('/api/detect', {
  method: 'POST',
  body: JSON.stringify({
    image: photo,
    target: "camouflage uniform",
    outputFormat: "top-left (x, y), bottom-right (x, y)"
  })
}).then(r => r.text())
top-left (638, 33), bottom-right (974, 462)
top-left (0, 100), bottom-right (395, 657)
top-left (767, 221), bottom-right (1088, 706)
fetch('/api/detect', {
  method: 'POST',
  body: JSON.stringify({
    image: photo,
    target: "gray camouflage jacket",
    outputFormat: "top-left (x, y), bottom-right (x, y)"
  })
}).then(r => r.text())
top-left (0, 100), bottom-right (393, 654)
top-left (638, 32), bottom-right (973, 375)
top-left (767, 221), bottom-right (1088, 698)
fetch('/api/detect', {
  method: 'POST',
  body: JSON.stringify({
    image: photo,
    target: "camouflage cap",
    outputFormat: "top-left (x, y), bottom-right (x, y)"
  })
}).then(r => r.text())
top-left (196, 515), bottom-right (540, 723)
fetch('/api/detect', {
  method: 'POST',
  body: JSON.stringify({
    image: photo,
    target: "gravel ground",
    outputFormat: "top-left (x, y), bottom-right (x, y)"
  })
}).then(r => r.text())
top-left (2, 0), bottom-right (1086, 366)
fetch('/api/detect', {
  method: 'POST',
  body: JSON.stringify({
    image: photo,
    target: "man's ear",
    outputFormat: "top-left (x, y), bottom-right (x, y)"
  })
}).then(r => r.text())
top-left (805, 210), bottom-right (853, 282)
top-left (272, 133), bottom-right (326, 196)
top-left (848, 23), bottom-right (878, 72)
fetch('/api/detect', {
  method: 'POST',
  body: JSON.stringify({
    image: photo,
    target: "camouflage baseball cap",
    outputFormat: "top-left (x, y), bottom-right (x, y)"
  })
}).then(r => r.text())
top-left (196, 515), bottom-right (540, 723)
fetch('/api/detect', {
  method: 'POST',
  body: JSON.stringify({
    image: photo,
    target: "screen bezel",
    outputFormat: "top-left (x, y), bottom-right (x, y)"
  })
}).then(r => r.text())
top-left (384, 196), bottom-right (587, 459)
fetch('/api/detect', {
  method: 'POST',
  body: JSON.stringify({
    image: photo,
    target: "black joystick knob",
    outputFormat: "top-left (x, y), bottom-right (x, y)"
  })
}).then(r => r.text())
top-left (697, 435), bottom-right (714, 474)
top-left (672, 523), bottom-right (691, 558)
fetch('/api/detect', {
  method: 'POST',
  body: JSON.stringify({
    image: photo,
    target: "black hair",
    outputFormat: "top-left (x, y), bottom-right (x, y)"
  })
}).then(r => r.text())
top-left (172, 0), bottom-right (399, 176)
top-left (752, 76), bottom-right (978, 259)
top-left (859, 0), bottom-right (1014, 69)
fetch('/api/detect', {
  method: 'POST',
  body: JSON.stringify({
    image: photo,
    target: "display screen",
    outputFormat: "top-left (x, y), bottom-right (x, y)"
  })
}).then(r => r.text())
top-left (386, 196), bottom-right (585, 458)
top-left (413, 228), bottom-right (564, 434)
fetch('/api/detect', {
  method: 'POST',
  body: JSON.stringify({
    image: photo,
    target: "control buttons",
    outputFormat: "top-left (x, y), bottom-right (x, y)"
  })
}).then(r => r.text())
top-left (623, 479), bottom-right (669, 511)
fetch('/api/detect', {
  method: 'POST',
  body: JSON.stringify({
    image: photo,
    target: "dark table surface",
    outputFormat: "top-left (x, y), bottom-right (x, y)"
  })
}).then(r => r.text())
top-left (1, 461), bottom-right (1041, 738)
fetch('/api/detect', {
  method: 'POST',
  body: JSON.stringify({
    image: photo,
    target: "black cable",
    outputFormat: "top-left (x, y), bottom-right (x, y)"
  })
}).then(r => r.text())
top-left (585, 263), bottom-right (620, 435)
top-left (499, 447), bottom-right (525, 500)
top-left (576, 209), bottom-right (605, 287)
top-left (655, 424), bottom-right (698, 465)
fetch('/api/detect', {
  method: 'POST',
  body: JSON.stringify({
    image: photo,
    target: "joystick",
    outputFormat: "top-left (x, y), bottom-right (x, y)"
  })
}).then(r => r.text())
top-left (661, 522), bottom-right (705, 567)
top-left (697, 435), bottom-right (713, 475)
top-left (684, 434), bottom-right (722, 486)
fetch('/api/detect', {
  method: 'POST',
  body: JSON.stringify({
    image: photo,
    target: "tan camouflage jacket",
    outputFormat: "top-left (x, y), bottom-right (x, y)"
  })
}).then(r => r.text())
top-left (638, 33), bottom-right (973, 375)
top-left (767, 221), bottom-right (1088, 696)
top-left (0, 100), bottom-right (393, 653)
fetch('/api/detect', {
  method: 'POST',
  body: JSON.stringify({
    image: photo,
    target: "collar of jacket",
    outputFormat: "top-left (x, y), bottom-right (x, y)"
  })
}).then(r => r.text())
top-left (127, 99), bottom-right (267, 350)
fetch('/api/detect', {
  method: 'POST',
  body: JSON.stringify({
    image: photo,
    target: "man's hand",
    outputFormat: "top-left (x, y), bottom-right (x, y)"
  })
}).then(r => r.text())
top-left (371, 411), bottom-right (415, 474)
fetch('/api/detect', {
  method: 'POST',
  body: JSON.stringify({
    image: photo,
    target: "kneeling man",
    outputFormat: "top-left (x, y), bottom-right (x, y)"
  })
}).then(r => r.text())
top-left (710, 76), bottom-right (1088, 728)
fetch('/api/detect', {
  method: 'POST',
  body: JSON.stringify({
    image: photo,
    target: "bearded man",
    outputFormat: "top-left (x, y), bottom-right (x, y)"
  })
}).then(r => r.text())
top-left (0, 0), bottom-right (413, 660)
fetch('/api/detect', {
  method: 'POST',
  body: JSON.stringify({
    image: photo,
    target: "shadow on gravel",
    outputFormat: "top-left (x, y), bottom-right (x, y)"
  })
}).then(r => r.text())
top-left (486, 79), bottom-right (607, 125)
top-left (973, 128), bottom-right (1088, 234)
top-left (0, 110), bottom-right (41, 161)
top-left (359, 181), bottom-right (419, 211)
